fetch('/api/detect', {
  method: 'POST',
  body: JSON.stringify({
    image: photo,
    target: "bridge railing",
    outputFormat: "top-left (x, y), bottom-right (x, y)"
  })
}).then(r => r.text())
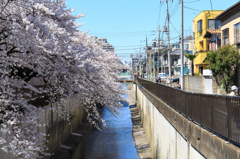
top-left (136, 76), bottom-right (240, 145)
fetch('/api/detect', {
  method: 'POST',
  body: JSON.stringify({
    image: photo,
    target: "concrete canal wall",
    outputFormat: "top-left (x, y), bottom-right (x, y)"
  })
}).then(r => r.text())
top-left (0, 97), bottom-right (87, 159)
top-left (133, 83), bottom-right (240, 159)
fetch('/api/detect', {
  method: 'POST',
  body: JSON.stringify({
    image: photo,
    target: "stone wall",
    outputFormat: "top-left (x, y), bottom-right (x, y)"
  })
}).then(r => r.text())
top-left (42, 97), bottom-right (87, 158)
top-left (183, 76), bottom-right (203, 93)
top-left (134, 83), bottom-right (240, 159)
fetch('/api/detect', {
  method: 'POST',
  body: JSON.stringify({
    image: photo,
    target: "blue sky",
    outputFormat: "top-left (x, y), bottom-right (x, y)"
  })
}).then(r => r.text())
top-left (66, 0), bottom-right (239, 62)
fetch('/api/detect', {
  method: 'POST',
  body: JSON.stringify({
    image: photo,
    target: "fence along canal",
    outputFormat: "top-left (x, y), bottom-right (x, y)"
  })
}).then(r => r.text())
top-left (136, 76), bottom-right (240, 146)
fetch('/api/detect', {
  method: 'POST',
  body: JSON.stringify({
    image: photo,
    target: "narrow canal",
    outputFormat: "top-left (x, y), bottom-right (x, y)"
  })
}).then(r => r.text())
top-left (68, 84), bottom-right (140, 159)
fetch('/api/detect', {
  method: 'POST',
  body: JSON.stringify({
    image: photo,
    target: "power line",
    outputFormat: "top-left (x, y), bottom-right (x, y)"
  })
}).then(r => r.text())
top-left (156, 3), bottom-right (162, 30)
top-left (184, 0), bottom-right (200, 3)
top-left (209, 0), bottom-right (213, 16)
top-left (104, 35), bottom-right (147, 38)
top-left (114, 45), bottom-right (143, 47)
top-left (116, 48), bottom-right (144, 50)
top-left (92, 30), bottom-right (156, 35)
top-left (99, 7), bottom-right (159, 35)
top-left (170, 0), bottom-right (180, 17)
top-left (183, 5), bottom-right (202, 12)
top-left (169, 20), bottom-right (180, 35)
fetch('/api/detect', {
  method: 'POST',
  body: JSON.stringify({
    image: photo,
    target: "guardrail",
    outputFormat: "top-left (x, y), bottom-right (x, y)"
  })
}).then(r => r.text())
top-left (136, 76), bottom-right (240, 145)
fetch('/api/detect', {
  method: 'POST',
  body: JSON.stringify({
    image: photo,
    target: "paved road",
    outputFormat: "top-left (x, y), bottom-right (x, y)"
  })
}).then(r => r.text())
top-left (68, 92), bottom-right (140, 159)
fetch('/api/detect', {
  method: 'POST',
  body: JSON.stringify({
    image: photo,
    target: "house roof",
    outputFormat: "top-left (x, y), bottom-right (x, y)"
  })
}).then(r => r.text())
top-left (215, 1), bottom-right (240, 20)
top-left (183, 35), bottom-right (193, 41)
top-left (163, 49), bottom-right (181, 56)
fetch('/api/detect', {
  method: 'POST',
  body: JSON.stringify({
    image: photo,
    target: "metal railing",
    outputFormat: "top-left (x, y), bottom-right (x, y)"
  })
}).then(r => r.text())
top-left (136, 76), bottom-right (240, 145)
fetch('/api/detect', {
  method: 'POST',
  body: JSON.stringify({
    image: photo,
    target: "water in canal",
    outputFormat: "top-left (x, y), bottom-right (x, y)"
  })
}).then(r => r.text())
top-left (68, 84), bottom-right (139, 159)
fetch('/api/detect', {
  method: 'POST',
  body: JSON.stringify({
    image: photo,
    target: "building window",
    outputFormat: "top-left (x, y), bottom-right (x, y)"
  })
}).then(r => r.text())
top-left (234, 23), bottom-right (240, 44)
top-left (208, 20), bottom-right (221, 29)
top-left (198, 20), bottom-right (202, 32)
top-left (222, 28), bottom-right (229, 45)
top-left (153, 42), bottom-right (156, 47)
top-left (176, 44), bottom-right (180, 49)
top-left (184, 44), bottom-right (189, 50)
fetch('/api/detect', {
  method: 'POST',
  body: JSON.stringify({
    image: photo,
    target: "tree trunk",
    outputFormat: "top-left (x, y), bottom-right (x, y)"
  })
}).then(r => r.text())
top-left (192, 60), bottom-right (194, 76)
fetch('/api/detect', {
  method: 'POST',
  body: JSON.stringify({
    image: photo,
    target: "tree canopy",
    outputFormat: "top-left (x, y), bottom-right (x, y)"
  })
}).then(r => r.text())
top-left (0, 0), bottom-right (127, 158)
top-left (206, 44), bottom-right (239, 92)
top-left (184, 53), bottom-right (198, 76)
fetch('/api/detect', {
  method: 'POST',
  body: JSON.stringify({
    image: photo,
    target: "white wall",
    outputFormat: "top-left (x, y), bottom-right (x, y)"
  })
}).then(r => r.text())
top-left (135, 84), bottom-right (205, 159)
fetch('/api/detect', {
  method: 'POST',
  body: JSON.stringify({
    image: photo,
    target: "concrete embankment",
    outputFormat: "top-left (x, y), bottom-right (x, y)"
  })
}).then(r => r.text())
top-left (133, 82), bottom-right (240, 159)
top-left (0, 97), bottom-right (87, 159)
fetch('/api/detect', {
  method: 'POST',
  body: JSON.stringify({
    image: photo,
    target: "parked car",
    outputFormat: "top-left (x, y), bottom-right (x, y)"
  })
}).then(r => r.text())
top-left (158, 73), bottom-right (167, 82)
top-left (171, 77), bottom-right (179, 82)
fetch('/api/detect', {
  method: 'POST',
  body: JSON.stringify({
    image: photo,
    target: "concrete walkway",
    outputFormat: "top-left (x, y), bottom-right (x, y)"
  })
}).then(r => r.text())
top-left (129, 86), bottom-right (153, 159)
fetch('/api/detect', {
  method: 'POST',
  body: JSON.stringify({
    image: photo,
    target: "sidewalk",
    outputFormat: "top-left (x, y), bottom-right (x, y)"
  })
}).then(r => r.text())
top-left (129, 87), bottom-right (153, 159)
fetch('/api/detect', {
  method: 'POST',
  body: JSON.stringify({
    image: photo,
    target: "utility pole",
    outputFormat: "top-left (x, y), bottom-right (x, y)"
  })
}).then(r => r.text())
top-left (161, 49), bottom-right (163, 73)
top-left (153, 51), bottom-right (155, 81)
top-left (139, 48), bottom-right (142, 77)
top-left (158, 25), bottom-right (161, 75)
top-left (149, 50), bottom-right (152, 81)
top-left (181, 0), bottom-right (184, 89)
top-left (146, 36), bottom-right (148, 79)
top-left (166, 0), bottom-right (171, 77)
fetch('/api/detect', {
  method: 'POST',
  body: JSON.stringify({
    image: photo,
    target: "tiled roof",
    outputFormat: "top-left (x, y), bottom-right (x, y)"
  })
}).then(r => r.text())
top-left (215, 1), bottom-right (240, 20)
top-left (183, 35), bottom-right (193, 41)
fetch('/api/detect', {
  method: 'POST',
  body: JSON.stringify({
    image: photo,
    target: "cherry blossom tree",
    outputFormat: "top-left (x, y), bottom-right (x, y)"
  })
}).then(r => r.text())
top-left (0, 0), bottom-right (127, 158)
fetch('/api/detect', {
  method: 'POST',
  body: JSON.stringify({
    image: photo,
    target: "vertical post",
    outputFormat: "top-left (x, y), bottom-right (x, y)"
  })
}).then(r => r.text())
top-left (149, 51), bottom-right (152, 81)
top-left (227, 98), bottom-right (232, 143)
top-left (135, 80), bottom-right (137, 102)
top-left (190, 93), bottom-right (193, 122)
top-left (181, 0), bottom-right (184, 90)
top-left (146, 36), bottom-right (148, 79)
top-left (166, 0), bottom-right (171, 77)
top-left (158, 25), bottom-right (161, 75)
top-left (161, 50), bottom-right (163, 73)
top-left (140, 48), bottom-right (142, 77)
top-left (185, 92), bottom-right (186, 116)
top-left (140, 62), bottom-right (142, 77)
top-left (199, 94), bottom-right (202, 127)
top-left (211, 96), bottom-right (214, 134)
top-left (153, 53), bottom-right (155, 81)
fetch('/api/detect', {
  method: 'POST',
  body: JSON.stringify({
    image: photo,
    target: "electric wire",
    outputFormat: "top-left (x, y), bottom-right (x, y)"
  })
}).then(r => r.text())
top-left (170, 0), bottom-right (180, 17)
top-left (183, 5), bottom-right (202, 12)
top-left (184, 0), bottom-right (200, 3)
top-left (209, 0), bottom-right (214, 16)
top-left (156, 3), bottom-right (162, 30)
top-left (169, 20), bottom-right (180, 35)
top-left (98, 7), bottom-right (159, 35)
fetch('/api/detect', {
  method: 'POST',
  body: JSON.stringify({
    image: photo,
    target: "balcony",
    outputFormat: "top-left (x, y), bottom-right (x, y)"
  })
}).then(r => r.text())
top-left (195, 50), bottom-right (209, 53)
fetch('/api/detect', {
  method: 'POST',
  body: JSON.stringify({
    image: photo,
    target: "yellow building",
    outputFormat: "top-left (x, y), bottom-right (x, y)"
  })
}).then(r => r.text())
top-left (194, 10), bottom-right (223, 75)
